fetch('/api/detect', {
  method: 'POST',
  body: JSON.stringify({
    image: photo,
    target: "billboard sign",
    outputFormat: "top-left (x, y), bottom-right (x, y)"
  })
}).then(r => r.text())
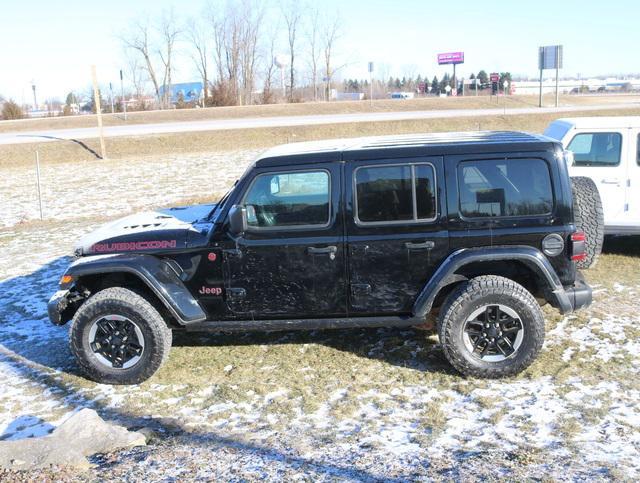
top-left (438, 52), bottom-right (464, 65)
top-left (539, 45), bottom-right (563, 70)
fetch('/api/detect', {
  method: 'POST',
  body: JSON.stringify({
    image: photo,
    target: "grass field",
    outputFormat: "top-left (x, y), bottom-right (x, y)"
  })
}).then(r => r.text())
top-left (0, 148), bottom-right (639, 479)
top-left (1, 93), bottom-right (638, 134)
top-left (3, 106), bottom-right (640, 167)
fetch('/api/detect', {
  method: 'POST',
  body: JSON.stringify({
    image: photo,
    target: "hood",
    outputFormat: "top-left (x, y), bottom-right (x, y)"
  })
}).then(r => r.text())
top-left (75, 203), bottom-right (216, 256)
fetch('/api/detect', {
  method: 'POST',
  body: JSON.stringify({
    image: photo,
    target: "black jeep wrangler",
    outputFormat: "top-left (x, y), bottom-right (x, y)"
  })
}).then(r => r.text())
top-left (49, 131), bottom-right (592, 384)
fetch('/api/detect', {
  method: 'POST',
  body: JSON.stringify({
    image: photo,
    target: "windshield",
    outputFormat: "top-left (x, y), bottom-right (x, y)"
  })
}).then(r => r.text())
top-left (207, 180), bottom-right (238, 221)
top-left (543, 122), bottom-right (572, 142)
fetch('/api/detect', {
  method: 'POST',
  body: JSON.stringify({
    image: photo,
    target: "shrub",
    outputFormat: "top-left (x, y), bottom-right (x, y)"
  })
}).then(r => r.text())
top-left (1, 100), bottom-right (24, 120)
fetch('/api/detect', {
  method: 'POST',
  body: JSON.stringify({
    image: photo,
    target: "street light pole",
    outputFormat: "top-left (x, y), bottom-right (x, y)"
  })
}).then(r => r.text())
top-left (120, 69), bottom-right (127, 121)
top-left (31, 83), bottom-right (37, 110)
top-left (109, 82), bottom-right (115, 114)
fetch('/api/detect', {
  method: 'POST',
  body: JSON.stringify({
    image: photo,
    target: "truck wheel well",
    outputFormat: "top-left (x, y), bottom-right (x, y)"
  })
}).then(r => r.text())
top-left (455, 260), bottom-right (544, 298)
top-left (431, 260), bottom-right (546, 311)
top-left (74, 272), bottom-right (180, 328)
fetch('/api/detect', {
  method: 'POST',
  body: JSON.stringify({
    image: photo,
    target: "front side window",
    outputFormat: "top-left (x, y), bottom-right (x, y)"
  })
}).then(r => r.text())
top-left (458, 159), bottom-right (553, 218)
top-left (568, 132), bottom-right (622, 166)
top-left (355, 163), bottom-right (436, 224)
top-left (244, 170), bottom-right (330, 228)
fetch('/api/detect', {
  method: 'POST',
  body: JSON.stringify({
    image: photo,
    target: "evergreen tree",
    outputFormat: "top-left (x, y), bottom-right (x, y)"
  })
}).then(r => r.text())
top-left (431, 76), bottom-right (439, 94)
top-left (477, 70), bottom-right (489, 85)
top-left (440, 73), bottom-right (451, 92)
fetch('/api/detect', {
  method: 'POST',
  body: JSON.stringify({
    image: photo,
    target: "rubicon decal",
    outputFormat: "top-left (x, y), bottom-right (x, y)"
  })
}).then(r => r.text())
top-left (91, 240), bottom-right (177, 253)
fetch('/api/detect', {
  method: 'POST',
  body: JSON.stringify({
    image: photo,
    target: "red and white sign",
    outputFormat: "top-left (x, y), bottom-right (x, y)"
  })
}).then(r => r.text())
top-left (490, 73), bottom-right (500, 82)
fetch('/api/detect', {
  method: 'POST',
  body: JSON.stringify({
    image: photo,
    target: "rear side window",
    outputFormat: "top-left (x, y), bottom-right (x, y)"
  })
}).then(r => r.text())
top-left (355, 163), bottom-right (436, 224)
top-left (567, 132), bottom-right (622, 166)
top-left (244, 170), bottom-right (330, 228)
top-left (458, 159), bottom-right (553, 218)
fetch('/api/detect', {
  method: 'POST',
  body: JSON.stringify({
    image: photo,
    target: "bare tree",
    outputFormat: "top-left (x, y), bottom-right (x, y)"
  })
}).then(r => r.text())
top-left (127, 56), bottom-right (147, 104)
top-left (321, 10), bottom-right (342, 101)
top-left (282, 1), bottom-right (301, 102)
top-left (238, 0), bottom-right (264, 105)
top-left (157, 9), bottom-right (181, 108)
top-left (262, 22), bottom-right (280, 104)
top-left (186, 16), bottom-right (210, 105)
top-left (305, 6), bottom-right (321, 101)
top-left (206, 0), bottom-right (264, 106)
top-left (120, 19), bottom-right (162, 103)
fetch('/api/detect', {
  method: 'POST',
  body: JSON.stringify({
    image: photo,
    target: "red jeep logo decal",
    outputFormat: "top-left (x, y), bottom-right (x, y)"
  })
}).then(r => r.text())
top-left (198, 286), bottom-right (223, 296)
top-left (91, 240), bottom-right (177, 253)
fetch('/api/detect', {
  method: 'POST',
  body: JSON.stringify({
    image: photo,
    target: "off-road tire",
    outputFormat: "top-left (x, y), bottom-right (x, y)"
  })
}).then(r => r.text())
top-left (70, 287), bottom-right (172, 385)
top-left (437, 276), bottom-right (545, 378)
top-left (571, 176), bottom-right (604, 269)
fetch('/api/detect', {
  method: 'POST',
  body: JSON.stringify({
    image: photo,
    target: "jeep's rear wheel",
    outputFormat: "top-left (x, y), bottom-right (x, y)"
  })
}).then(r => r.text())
top-left (571, 176), bottom-right (604, 269)
top-left (438, 276), bottom-right (544, 378)
top-left (70, 287), bottom-right (172, 385)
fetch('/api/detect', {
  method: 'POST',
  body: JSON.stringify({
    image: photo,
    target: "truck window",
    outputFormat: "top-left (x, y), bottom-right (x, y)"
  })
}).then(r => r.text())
top-left (355, 163), bottom-right (436, 224)
top-left (244, 170), bottom-right (330, 228)
top-left (567, 132), bottom-right (622, 166)
top-left (458, 159), bottom-right (553, 218)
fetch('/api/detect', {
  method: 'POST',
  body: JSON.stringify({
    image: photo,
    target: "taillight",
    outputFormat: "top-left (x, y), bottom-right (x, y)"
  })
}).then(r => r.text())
top-left (571, 232), bottom-right (587, 262)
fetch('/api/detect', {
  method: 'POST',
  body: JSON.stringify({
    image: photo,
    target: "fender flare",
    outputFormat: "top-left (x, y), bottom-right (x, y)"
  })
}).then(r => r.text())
top-left (62, 254), bottom-right (207, 325)
top-left (412, 246), bottom-right (573, 317)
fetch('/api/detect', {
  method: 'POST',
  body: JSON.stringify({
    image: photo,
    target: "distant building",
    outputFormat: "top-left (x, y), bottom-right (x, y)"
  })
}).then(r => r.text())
top-left (158, 82), bottom-right (204, 105)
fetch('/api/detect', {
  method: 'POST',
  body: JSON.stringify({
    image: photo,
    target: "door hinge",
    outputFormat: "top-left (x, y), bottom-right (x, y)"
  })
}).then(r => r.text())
top-left (351, 283), bottom-right (372, 296)
top-left (227, 288), bottom-right (246, 299)
top-left (223, 248), bottom-right (242, 258)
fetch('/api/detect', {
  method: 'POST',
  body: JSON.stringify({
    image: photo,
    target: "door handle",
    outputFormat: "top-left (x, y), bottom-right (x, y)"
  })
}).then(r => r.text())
top-left (601, 178), bottom-right (620, 185)
top-left (404, 240), bottom-right (435, 250)
top-left (307, 245), bottom-right (337, 260)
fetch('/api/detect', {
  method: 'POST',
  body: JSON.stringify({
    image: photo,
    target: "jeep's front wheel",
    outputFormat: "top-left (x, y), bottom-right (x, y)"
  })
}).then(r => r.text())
top-left (438, 276), bottom-right (544, 378)
top-left (69, 287), bottom-right (172, 385)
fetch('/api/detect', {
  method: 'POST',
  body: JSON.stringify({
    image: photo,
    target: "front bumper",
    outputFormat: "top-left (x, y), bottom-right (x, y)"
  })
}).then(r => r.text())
top-left (48, 290), bottom-right (73, 326)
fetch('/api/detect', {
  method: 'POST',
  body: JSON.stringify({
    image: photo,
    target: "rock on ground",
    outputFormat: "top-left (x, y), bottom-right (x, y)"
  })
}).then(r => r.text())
top-left (0, 408), bottom-right (146, 470)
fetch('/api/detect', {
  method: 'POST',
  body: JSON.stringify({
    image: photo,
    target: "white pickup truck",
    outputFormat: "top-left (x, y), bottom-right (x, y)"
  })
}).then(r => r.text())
top-left (545, 117), bottom-right (640, 236)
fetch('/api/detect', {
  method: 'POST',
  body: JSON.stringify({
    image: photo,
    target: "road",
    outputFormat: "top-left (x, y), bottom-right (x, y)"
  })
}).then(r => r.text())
top-left (1, 102), bottom-right (639, 145)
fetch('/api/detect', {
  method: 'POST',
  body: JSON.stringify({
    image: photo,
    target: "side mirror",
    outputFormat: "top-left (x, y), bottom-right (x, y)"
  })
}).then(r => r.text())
top-left (228, 205), bottom-right (247, 235)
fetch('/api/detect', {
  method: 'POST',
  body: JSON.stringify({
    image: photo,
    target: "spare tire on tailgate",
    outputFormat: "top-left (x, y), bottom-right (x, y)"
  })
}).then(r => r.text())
top-left (571, 176), bottom-right (604, 269)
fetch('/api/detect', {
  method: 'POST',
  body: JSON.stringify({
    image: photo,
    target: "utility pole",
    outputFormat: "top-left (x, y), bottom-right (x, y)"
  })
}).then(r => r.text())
top-left (555, 47), bottom-right (560, 108)
top-left (120, 69), bottom-right (127, 121)
top-left (35, 151), bottom-right (43, 220)
top-left (31, 82), bottom-right (37, 110)
top-left (539, 67), bottom-right (543, 108)
top-left (91, 65), bottom-right (107, 159)
top-left (368, 62), bottom-right (374, 107)
top-left (109, 82), bottom-right (115, 114)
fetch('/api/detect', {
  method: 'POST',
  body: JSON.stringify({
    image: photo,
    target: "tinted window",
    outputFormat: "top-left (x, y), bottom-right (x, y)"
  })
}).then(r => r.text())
top-left (415, 164), bottom-right (436, 219)
top-left (458, 159), bottom-right (553, 218)
top-left (637, 133), bottom-right (640, 166)
top-left (355, 163), bottom-right (436, 223)
top-left (568, 132), bottom-right (622, 166)
top-left (244, 170), bottom-right (329, 228)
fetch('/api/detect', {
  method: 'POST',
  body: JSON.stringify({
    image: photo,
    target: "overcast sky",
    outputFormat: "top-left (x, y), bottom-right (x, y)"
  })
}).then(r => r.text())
top-left (1, 0), bottom-right (638, 102)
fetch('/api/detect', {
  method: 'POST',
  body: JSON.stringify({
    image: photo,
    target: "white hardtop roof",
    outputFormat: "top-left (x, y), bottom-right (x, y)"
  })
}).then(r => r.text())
top-left (553, 116), bottom-right (640, 129)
